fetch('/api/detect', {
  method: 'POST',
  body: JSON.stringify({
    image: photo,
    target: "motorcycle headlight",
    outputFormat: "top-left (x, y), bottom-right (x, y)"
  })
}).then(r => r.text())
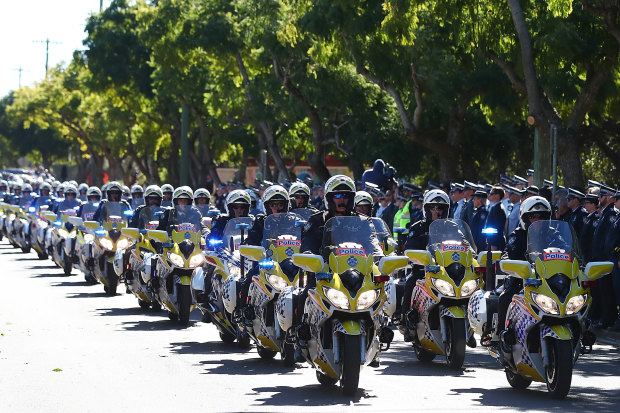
top-left (167, 252), bottom-right (185, 267)
top-left (116, 238), bottom-right (129, 250)
top-left (99, 238), bottom-right (114, 250)
top-left (322, 286), bottom-right (350, 310)
top-left (188, 253), bottom-right (205, 267)
top-left (431, 277), bottom-right (455, 296)
top-left (84, 234), bottom-right (94, 242)
top-left (460, 279), bottom-right (479, 297)
top-left (531, 292), bottom-right (560, 314)
top-left (566, 294), bottom-right (587, 315)
top-left (268, 274), bottom-right (288, 291)
top-left (357, 289), bottom-right (379, 310)
top-left (57, 228), bottom-right (69, 239)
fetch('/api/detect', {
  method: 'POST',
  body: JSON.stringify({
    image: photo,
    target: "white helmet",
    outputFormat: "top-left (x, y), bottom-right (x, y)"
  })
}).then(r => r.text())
top-left (161, 184), bottom-right (174, 194)
top-left (225, 189), bottom-right (251, 216)
top-left (87, 186), bottom-right (102, 199)
top-left (21, 183), bottom-right (33, 193)
top-left (289, 182), bottom-right (311, 197)
top-left (172, 186), bottom-right (193, 204)
top-left (194, 188), bottom-right (211, 200)
top-left (422, 189), bottom-right (450, 219)
top-left (324, 175), bottom-right (355, 211)
top-left (354, 191), bottom-right (373, 206)
top-left (130, 184), bottom-right (144, 195)
top-left (519, 196), bottom-right (551, 229)
top-left (263, 185), bottom-right (289, 215)
top-left (144, 185), bottom-right (163, 199)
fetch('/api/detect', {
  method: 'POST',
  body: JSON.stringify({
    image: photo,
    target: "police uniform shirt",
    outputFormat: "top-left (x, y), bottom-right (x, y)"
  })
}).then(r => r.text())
top-left (506, 200), bottom-right (521, 235)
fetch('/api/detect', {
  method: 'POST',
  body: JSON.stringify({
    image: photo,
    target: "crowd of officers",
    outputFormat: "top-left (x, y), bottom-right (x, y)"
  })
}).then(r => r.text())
top-left (2, 168), bottom-right (620, 334)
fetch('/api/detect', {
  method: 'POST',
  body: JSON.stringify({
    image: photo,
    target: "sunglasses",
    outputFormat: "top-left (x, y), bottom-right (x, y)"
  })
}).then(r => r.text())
top-left (270, 201), bottom-right (286, 207)
top-left (429, 206), bottom-right (443, 211)
top-left (333, 193), bottom-right (350, 199)
top-left (231, 205), bottom-right (246, 210)
top-left (528, 213), bottom-right (543, 219)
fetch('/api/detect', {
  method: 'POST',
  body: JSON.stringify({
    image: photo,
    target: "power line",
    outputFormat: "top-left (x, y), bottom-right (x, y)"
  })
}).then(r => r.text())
top-left (33, 38), bottom-right (61, 78)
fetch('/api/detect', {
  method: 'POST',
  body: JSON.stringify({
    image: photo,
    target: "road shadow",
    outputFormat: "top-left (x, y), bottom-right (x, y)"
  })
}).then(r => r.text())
top-left (449, 384), bottom-right (620, 410)
top-left (51, 281), bottom-right (93, 288)
top-left (198, 356), bottom-right (305, 377)
top-left (169, 340), bottom-right (253, 356)
top-left (31, 272), bottom-right (66, 278)
top-left (14, 257), bottom-right (42, 261)
top-left (25, 263), bottom-right (58, 270)
top-left (573, 345), bottom-right (620, 377)
top-left (66, 291), bottom-right (112, 299)
top-left (119, 318), bottom-right (198, 331)
top-left (249, 384), bottom-right (374, 407)
top-left (93, 306), bottom-right (164, 318)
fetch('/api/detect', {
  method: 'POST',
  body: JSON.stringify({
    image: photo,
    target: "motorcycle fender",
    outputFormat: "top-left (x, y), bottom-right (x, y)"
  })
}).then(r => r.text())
top-left (179, 275), bottom-right (192, 286)
top-left (113, 249), bottom-right (125, 276)
top-left (541, 324), bottom-right (572, 341)
top-left (442, 306), bottom-right (466, 319)
top-left (333, 319), bottom-right (364, 335)
top-left (275, 286), bottom-right (295, 332)
top-left (383, 278), bottom-right (397, 317)
top-left (191, 267), bottom-right (206, 292)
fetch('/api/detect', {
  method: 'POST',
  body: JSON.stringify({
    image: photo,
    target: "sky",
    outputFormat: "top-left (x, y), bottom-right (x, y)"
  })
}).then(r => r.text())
top-left (0, 1), bottom-right (111, 98)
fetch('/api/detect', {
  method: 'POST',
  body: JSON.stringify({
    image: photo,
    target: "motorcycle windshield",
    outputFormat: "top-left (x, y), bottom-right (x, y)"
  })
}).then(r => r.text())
top-left (170, 205), bottom-right (202, 244)
top-left (526, 220), bottom-right (580, 263)
top-left (427, 219), bottom-right (477, 254)
top-left (222, 217), bottom-right (254, 251)
top-left (138, 206), bottom-right (165, 229)
top-left (371, 217), bottom-right (391, 238)
top-left (322, 216), bottom-right (374, 258)
top-left (262, 213), bottom-right (303, 261)
top-left (291, 208), bottom-right (314, 221)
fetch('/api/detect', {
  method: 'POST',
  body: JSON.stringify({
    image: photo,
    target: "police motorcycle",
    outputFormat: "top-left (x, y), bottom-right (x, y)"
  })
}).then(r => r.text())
top-left (237, 212), bottom-right (306, 364)
top-left (371, 217), bottom-right (397, 256)
top-left (144, 205), bottom-right (204, 325)
top-left (192, 217), bottom-right (253, 344)
top-left (468, 220), bottom-right (613, 399)
top-left (289, 216), bottom-right (408, 395)
top-left (13, 195), bottom-right (37, 254)
top-left (402, 219), bottom-right (483, 369)
top-left (0, 202), bottom-right (12, 241)
top-left (89, 202), bottom-right (132, 294)
top-left (50, 207), bottom-right (82, 275)
top-left (115, 206), bottom-right (164, 310)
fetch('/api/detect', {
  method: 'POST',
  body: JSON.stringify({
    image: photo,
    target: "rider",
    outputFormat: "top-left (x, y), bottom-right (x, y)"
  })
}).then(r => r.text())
top-left (54, 184), bottom-right (82, 214)
top-left (157, 186), bottom-right (206, 236)
top-left (78, 183), bottom-right (89, 202)
top-left (354, 190), bottom-right (373, 217)
top-left (289, 182), bottom-right (315, 210)
top-left (130, 184), bottom-right (145, 209)
top-left (31, 182), bottom-right (54, 211)
top-left (496, 196), bottom-right (552, 343)
top-left (193, 188), bottom-right (213, 217)
top-left (400, 189), bottom-right (450, 339)
top-left (129, 185), bottom-right (163, 229)
top-left (78, 187), bottom-right (102, 221)
top-left (92, 182), bottom-right (131, 223)
top-left (161, 184), bottom-right (174, 207)
top-left (208, 189), bottom-right (253, 243)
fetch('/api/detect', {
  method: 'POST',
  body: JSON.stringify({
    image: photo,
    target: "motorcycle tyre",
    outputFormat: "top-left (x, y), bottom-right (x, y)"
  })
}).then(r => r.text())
top-left (282, 342), bottom-right (296, 366)
top-left (506, 369), bottom-right (532, 389)
top-left (178, 284), bottom-right (192, 326)
top-left (257, 345), bottom-right (277, 360)
top-left (316, 371), bottom-right (338, 386)
top-left (219, 331), bottom-right (236, 343)
top-left (167, 311), bottom-right (179, 321)
top-left (237, 334), bottom-right (251, 348)
top-left (445, 318), bottom-right (466, 370)
top-left (545, 339), bottom-right (573, 399)
top-left (414, 346), bottom-right (436, 362)
top-left (21, 245), bottom-right (31, 254)
top-left (37, 251), bottom-right (48, 260)
top-left (138, 299), bottom-right (150, 310)
top-left (341, 334), bottom-right (361, 396)
top-left (151, 302), bottom-right (162, 311)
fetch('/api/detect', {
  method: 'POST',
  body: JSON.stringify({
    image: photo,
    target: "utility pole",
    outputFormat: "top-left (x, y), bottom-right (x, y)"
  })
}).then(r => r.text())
top-left (33, 38), bottom-right (61, 78)
top-left (13, 67), bottom-right (27, 88)
top-left (180, 102), bottom-right (189, 186)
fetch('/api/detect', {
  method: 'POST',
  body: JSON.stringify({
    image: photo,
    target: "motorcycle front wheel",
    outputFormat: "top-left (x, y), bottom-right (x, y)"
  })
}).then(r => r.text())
top-left (341, 334), bottom-right (362, 396)
top-left (61, 243), bottom-right (72, 275)
top-left (282, 342), bottom-right (296, 366)
top-left (177, 284), bottom-right (192, 325)
top-left (103, 262), bottom-right (118, 295)
top-left (506, 369), bottom-right (532, 389)
top-left (257, 345), bottom-right (277, 360)
top-left (445, 317), bottom-right (466, 370)
top-left (545, 339), bottom-right (573, 399)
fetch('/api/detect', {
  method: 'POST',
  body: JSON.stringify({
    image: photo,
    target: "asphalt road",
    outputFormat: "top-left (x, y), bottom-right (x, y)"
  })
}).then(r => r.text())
top-left (1, 241), bottom-right (619, 412)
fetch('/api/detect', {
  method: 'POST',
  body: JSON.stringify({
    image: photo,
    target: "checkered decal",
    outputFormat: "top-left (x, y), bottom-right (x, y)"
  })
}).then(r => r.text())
top-left (467, 290), bottom-right (486, 334)
top-left (506, 296), bottom-right (536, 368)
top-left (411, 281), bottom-right (437, 342)
top-left (539, 325), bottom-right (560, 340)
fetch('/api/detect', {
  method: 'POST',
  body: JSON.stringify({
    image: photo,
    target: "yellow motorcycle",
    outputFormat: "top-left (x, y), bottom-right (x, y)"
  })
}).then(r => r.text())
top-left (239, 212), bottom-right (305, 364)
top-left (404, 218), bottom-right (483, 369)
top-left (468, 220), bottom-right (612, 399)
top-left (146, 206), bottom-right (204, 325)
top-left (291, 216), bottom-right (408, 395)
top-left (88, 203), bottom-right (132, 294)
